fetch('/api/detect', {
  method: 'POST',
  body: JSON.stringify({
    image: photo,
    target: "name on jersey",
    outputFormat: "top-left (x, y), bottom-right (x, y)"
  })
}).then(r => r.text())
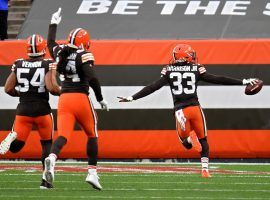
top-left (22, 61), bottom-right (42, 68)
top-left (167, 65), bottom-right (198, 72)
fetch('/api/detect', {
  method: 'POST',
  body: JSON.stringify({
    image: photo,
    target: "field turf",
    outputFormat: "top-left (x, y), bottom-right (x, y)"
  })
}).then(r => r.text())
top-left (0, 162), bottom-right (270, 199)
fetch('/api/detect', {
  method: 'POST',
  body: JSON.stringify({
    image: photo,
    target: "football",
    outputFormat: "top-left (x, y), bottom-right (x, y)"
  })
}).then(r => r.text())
top-left (245, 80), bottom-right (263, 95)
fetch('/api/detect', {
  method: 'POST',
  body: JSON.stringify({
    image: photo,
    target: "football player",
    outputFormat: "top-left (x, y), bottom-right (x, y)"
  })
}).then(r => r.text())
top-left (44, 8), bottom-right (108, 190)
top-left (0, 34), bottom-right (59, 188)
top-left (118, 44), bottom-right (259, 178)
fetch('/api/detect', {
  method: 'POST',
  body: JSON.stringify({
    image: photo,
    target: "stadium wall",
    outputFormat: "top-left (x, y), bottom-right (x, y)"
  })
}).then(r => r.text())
top-left (0, 40), bottom-right (270, 159)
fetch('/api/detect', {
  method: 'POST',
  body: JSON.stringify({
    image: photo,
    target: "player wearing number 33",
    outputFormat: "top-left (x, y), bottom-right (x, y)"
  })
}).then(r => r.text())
top-left (118, 44), bottom-right (259, 178)
top-left (1, 34), bottom-right (59, 188)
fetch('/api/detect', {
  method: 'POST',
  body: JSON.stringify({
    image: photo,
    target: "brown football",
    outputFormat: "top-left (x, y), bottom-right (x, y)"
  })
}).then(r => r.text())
top-left (245, 80), bottom-right (263, 95)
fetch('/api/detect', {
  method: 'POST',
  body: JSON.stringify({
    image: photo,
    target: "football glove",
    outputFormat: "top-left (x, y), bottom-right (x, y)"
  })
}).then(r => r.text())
top-left (242, 78), bottom-right (258, 86)
top-left (99, 100), bottom-right (109, 111)
top-left (117, 96), bottom-right (133, 102)
top-left (175, 109), bottom-right (186, 131)
top-left (51, 8), bottom-right (62, 25)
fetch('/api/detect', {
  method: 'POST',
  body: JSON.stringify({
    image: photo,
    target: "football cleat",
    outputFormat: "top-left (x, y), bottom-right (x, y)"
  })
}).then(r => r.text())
top-left (201, 169), bottom-right (211, 178)
top-left (44, 157), bottom-right (55, 184)
top-left (190, 131), bottom-right (202, 152)
top-left (40, 179), bottom-right (54, 189)
top-left (85, 173), bottom-right (102, 190)
top-left (0, 132), bottom-right (17, 155)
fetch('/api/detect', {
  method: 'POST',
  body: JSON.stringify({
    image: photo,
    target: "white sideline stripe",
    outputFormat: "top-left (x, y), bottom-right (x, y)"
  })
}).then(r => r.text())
top-left (0, 86), bottom-right (269, 109)
top-left (0, 160), bottom-right (270, 165)
top-left (3, 180), bottom-right (270, 185)
top-left (1, 174), bottom-right (270, 178)
top-left (0, 188), bottom-right (270, 193)
top-left (0, 197), bottom-right (267, 200)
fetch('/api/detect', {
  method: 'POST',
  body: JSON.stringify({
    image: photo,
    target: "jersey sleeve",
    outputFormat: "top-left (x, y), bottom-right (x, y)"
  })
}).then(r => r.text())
top-left (81, 52), bottom-right (95, 64)
top-left (160, 66), bottom-right (168, 77)
top-left (11, 59), bottom-right (22, 74)
top-left (44, 59), bottom-right (56, 74)
top-left (198, 64), bottom-right (207, 74)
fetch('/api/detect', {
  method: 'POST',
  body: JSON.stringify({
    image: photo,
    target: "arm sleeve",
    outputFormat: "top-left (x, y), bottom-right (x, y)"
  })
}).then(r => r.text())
top-left (200, 72), bottom-right (243, 85)
top-left (47, 24), bottom-right (59, 59)
top-left (132, 76), bottom-right (168, 100)
top-left (81, 64), bottom-right (103, 102)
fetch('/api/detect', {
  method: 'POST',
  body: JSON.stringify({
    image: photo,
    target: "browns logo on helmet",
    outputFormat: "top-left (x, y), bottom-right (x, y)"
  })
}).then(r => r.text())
top-left (172, 44), bottom-right (197, 64)
top-left (26, 34), bottom-right (46, 57)
top-left (67, 28), bottom-right (90, 50)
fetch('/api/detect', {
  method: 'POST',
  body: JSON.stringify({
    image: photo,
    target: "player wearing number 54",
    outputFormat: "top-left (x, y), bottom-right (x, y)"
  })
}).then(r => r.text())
top-left (118, 44), bottom-right (260, 178)
top-left (1, 34), bottom-right (60, 189)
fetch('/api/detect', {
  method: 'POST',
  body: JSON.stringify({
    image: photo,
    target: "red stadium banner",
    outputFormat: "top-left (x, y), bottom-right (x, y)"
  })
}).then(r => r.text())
top-left (0, 130), bottom-right (269, 159)
top-left (1, 40), bottom-right (270, 65)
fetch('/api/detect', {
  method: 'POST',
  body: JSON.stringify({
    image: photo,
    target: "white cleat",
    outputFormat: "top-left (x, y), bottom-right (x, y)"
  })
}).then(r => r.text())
top-left (44, 157), bottom-right (55, 184)
top-left (0, 132), bottom-right (17, 155)
top-left (86, 173), bottom-right (102, 190)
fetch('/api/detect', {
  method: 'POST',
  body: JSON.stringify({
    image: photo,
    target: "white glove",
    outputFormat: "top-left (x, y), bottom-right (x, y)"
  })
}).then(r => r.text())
top-left (51, 8), bottom-right (62, 25)
top-left (242, 78), bottom-right (258, 86)
top-left (175, 109), bottom-right (186, 131)
top-left (117, 96), bottom-right (133, 102)
top-left (99, 100), bottom-right (109, 111)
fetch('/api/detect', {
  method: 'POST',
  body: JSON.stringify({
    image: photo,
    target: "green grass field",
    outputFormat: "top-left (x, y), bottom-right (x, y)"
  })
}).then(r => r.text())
top-left (0, 162), bottom-right (270, 199)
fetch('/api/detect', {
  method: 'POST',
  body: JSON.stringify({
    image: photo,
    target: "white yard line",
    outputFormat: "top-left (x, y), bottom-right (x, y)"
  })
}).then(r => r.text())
top-left (2, 180), bottom-right (270, 185)
top-left (1, 173), bottom-right (270, 178)
top-left (0, 160), bottom-right (270, 165)
top-left (0, 196), bottom-right (268, 200)
top-left (0, 188), bottom-right (270, 193)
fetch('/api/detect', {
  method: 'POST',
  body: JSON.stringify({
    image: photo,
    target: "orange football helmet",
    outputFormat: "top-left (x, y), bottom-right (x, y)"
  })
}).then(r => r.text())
top-left (68, 28), bottom-right (90, 50)
top-left (172, 44), bottom-right (196, 64)
top-left (26, 34), bottom-right (46, 57)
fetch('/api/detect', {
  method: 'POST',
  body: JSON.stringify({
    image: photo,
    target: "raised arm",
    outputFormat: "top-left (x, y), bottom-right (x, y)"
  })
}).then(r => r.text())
top-left (47, 8), bottom-right (62, 59)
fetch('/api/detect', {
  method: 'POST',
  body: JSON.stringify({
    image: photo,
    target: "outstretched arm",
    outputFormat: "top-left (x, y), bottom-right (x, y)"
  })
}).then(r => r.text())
top-left (200, 72), bottom-right (243, 85)
top-left (200, 72), bottom-right (258, 85)
top-left (118, 76), bottom-right (168, 102)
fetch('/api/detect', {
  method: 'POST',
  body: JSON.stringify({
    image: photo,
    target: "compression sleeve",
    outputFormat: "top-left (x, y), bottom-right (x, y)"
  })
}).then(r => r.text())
top-left (200, 72), bottom-right (243, 85)
top-left (132, 76), bottom-right (168, 100)
top-left (47, 24), bottom-right (58, 59)
top-left (81, 64), bottom-right (103, 102)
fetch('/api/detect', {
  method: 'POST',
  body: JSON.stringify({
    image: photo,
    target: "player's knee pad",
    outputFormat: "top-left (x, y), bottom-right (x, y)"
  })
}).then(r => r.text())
top-left (199, 137), bottom-right (209, 157)
top-left (9, 140), bottom-right (25, 153)
top-left (182, 138), bottom-right (192, 150)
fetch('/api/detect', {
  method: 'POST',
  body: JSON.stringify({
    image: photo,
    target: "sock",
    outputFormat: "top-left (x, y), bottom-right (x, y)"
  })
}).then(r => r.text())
top-left (48, 153), bottom-right (57, 162)
top-left (187, 136), bottom-right (191, 144)
top-left (50, 136), bottom-right (67, 156)
top-left (40, 139), bottom-right (52, 170)
top-left (87, 137), bottom-right (98, 166)
top-left (201, 157), bottom-right (209, 170)
top-left (88, 165), bottom-right (97, 174)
